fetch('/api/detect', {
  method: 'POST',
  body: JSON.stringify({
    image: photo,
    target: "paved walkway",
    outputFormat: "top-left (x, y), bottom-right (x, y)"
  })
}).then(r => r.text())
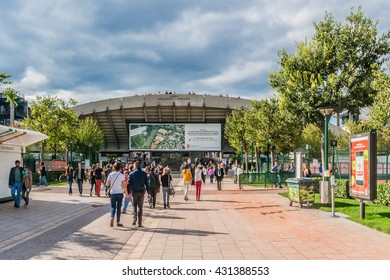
top-left (1, 178), bottom-right (390, 260)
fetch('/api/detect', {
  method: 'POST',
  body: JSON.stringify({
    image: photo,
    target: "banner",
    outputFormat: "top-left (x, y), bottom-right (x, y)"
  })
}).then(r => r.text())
top-left (129, 123), bottom-right (221, 151)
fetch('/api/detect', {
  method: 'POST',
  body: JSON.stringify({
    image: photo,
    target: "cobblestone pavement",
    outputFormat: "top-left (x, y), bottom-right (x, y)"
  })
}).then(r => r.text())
top-left (2, 179), bottom-right (390, 260)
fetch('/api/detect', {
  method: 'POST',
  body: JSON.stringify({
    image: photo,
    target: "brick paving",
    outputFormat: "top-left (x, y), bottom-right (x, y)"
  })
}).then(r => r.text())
top-left (1, 179), bottom-right (390, 260)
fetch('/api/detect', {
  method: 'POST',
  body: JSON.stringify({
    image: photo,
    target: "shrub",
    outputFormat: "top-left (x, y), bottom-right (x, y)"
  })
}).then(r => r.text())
top-left (375, 183), bottom-right (390, 206)
top-left (32, 172), bottom-right (64, 185)
top-left (334, 179), bottom-right (350, 198)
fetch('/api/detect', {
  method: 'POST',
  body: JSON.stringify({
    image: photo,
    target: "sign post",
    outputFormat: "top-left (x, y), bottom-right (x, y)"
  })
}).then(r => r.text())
top-left (350, 131), bottom-right (377, 219)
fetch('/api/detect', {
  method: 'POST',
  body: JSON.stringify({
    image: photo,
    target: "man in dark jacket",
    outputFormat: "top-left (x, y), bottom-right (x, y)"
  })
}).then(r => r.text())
top-left (128, 161), bottom-right (150, 227)
top-left (9, 160), bottom-right (24, 208)
top-left (73, 162), bottom-right (86, 196)
top-left (215, 163), bottom-right (224, 191)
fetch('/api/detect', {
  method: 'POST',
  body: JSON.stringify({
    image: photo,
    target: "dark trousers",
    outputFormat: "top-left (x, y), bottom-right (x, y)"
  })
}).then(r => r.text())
top-left (110, 193), bottom-right (123, 223)
top-left (22, 185), bottom-right (30, 206)
top-left (150, 188), bottom-right (158, 207)
top-left (77, 179), bottom-right (83, 195)
top-left (216, 179), bottom-right (222, 190)
top-left (132, 192), bottom-right (144, 225)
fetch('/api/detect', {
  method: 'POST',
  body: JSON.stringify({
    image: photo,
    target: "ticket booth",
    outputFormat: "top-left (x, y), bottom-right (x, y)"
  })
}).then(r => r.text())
top-left (0, 125), bottom-right (47, 202)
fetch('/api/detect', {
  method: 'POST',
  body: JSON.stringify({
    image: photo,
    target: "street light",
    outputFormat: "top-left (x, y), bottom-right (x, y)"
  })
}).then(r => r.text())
top-left (318, 106), bottom-right (336, 207)
top-left (318, 107), bottom-right (335, 180)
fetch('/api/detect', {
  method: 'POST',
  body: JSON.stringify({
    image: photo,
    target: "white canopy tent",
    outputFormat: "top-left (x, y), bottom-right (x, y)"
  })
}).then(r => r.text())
top-left (0, 125), bottom-right (47, 201)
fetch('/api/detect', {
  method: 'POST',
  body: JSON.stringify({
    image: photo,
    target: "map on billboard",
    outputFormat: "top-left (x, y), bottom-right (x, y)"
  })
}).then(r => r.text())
top-left (129, 123), bottom-right (221, 151)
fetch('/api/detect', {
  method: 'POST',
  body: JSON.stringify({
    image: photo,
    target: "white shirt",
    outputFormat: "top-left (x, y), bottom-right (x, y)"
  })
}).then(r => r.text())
top-left (107, 171), bottom-right (125, 194)
top-left (237, 167), bottom-right (243, 176)
top-left (194, 168), bottom-right (203, 181)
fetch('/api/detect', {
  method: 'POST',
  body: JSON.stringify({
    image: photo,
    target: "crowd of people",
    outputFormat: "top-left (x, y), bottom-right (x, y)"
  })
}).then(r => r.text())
top-left (9, 157), bottom-right (240, 228)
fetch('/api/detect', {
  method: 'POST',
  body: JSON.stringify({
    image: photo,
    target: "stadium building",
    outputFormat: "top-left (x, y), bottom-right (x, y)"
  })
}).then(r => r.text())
top-left (72, 93), bottom-right (252, 169)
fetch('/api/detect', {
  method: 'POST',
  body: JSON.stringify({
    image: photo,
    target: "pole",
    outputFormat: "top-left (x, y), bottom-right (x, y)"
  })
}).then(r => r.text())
top-left (360, 199), bottom-right (365, 219)
top-left (330, 147), bottom-right (338, 218)
top-left (324, 115), bottom-right (329, 182)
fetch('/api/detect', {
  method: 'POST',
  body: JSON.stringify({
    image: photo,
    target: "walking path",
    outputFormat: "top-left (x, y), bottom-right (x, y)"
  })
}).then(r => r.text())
top-left (1, 178), bottom-right (390, 260)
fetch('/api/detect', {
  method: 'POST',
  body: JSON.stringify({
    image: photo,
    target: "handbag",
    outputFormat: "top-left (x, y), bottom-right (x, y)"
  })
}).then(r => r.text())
top-left (169, 183), bottom-right (175, 196)
top-left (168, 174), bottom-right (175, 196)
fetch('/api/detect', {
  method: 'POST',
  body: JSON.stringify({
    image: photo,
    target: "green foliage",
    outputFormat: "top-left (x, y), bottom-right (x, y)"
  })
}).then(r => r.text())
top-left (334, 179), bottom-right (350, 198)
top-left (73, 117), bottom-right (104, 159)
top-left (23, 96), bottom-right (78, 161)
top-left (333, 119), bottom-right (369, 149)
top-left (302, 124), bottom-right (322, 153)
top-left (367, 70), bottom-right (390, 149)
top-left (225, 107), bottom-right (251, 153)
top-left (375, 183), bottom-right (390, 206)
top-left (0, 72), bottom-right (19, 107)
top-left (270, 7), bottom-right (390, 131)
top-left (32, 172), bottom-right (64, 184)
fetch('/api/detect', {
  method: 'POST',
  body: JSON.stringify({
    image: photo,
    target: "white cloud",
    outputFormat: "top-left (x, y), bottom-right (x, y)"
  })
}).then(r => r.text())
top-left (18, 67), bottom-right (49, 89)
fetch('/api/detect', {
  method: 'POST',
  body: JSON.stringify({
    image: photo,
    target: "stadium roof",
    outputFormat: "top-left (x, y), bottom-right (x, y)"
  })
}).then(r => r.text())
top-left (72, 93), bottom-right (252, 151)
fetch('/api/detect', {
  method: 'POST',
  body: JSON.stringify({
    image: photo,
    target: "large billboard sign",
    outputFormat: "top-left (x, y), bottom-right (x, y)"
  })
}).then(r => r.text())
top-left (129, 123), bottom-right (221, 151)
top-left (349, 131), bottom-right (377, 201)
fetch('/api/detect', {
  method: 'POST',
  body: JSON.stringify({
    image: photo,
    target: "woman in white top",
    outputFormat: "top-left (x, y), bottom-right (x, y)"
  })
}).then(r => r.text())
top-left (194, 164), bottom-right (203, 201)
top-left (106, 163), bottom-right (129, 227)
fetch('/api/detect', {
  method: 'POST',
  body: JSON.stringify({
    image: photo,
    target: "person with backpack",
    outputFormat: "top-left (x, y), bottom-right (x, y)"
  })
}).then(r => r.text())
top-left (147, 166), bottom-right (160, 208)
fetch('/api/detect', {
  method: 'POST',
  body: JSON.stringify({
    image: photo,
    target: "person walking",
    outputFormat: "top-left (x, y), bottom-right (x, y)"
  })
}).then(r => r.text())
top-left (37, 162), bottom-right (48, 187)
top-left (271, 162), bottom-right (282, 188)
top-left (215, 163), bottom-right (224, 191)
top-left (104, 164), bottom-right (112, 196)
top-left (65, 165), bottom-right (74, 195)
top-left (122, 164), bottom-right (133, 214)
top-left (181, 164), bottom-right (192, 201)
top-left (106, 162), bottom-right (129, 227)
top-left (233, 164), bottom-right (238, 184)
top-left (89, 164), bottom-right (96, 197)
top-left (208, 166), bottom-right (215, 184)
top-left (74, 162), bottom-right (86, 196)
top-left (160, 167), bottom-right (172, 209)
top-left (202, 165), bottom-right (207, 184)
top-left (128, 161), bottom-right (150, 227)
top-left (194, 164), bottom-right (203, 201)
top-left (9, 160), bottom-right (24, 208)
top-left (94, 163), bottom-right (103, 197)
top-left (237, 164), bottom-right (244, 190)
top-left (21, 164), bottom-right (33, 208)
top-left (148, 167), bottom-right (160, 208)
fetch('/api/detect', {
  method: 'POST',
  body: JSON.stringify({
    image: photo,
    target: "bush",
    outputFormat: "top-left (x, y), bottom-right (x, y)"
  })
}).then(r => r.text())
top-left (334, 179), bottom-right (350, 198)
top-left (32, 172), bottom-right (64, 185)
top-left (375, 183), bottom-right (390, 206)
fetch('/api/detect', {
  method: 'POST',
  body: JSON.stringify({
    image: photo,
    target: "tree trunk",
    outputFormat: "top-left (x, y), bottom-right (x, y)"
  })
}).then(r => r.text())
top-left (10, 103), bottom-right (15, 126)
top-left (40, 141), bottom-right (46, 163)
top-left (245, 152), bottom-right (249, 173)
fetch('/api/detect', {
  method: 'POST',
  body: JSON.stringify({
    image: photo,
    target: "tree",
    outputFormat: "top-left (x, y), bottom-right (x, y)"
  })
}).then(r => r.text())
top-left (23, 96), bottom-right (78, 161)
top-left (301, 124), bottom-right (322, 154)
top-left (250, 97), bottom-right (301, 166)
top-left (225, 108), bottom-right (252, 171)
top-left (1, 72), bottom-right (18, 126)
top-left (367, 69), bottom-right (390, 149)
top-left (73, 117), bottom-right (104, 162)
top-left (269, 7), bottom-right (390, 163)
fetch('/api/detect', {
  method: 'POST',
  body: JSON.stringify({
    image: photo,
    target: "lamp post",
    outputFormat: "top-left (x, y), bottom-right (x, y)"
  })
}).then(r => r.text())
top-left (318, 107), bottom-right (335, 180)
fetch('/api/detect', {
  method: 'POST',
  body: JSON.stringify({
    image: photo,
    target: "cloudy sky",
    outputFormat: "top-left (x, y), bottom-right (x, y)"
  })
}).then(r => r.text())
top-left (1, 0), bottom-right (389, 104)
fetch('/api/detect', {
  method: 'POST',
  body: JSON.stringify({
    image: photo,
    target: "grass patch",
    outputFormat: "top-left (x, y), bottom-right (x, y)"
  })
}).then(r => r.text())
top-left (279, 192), bottom-right (390, 234)
top-left (46, 181), bottom-right (68, 187)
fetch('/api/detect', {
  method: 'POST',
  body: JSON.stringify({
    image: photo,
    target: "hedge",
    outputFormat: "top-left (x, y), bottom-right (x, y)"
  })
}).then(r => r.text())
top-left (375, 183), bottom-right (390, 206)
top-left (334, 179), bottom-right (350, 198)
top-left (32, 172), bottom-right (64, 185)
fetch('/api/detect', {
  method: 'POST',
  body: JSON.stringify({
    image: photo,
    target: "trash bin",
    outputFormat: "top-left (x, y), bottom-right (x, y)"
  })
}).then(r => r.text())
top-left (285, 178), bottom-right (315, 208)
